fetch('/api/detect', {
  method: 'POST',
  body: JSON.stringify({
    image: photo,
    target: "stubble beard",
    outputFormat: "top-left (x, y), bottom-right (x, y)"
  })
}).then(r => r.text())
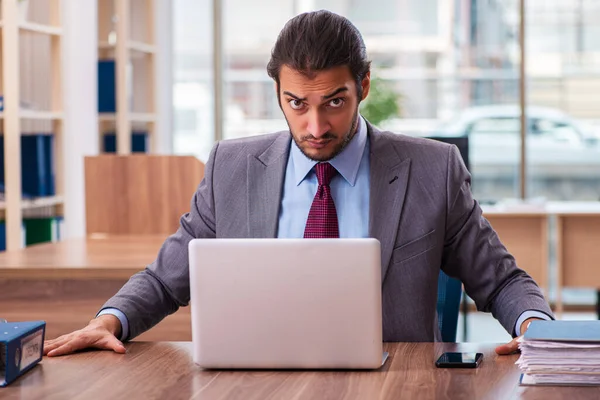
top-left (288, 107), bottom-right (360, 162)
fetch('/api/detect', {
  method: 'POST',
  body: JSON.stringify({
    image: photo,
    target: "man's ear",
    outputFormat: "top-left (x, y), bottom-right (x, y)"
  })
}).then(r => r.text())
top-left (361, 71), bottom-right (371, 101)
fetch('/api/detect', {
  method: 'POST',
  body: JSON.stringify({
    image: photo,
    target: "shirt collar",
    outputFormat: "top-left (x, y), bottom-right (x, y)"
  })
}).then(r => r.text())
top-left (291, 116), bottom-right (368, 187)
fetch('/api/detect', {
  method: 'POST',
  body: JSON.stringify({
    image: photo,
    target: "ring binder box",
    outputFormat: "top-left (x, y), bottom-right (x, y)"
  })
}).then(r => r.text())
top-left (0, 321), bottom-right (46, 387)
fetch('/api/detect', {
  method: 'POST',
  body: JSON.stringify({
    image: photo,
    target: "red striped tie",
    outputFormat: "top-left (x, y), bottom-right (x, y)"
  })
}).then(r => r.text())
top-left (303, 162), bottom-right (339, 238)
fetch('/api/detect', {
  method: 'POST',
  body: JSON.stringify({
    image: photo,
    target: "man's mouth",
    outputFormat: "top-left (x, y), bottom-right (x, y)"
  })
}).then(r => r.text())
top-left (306, 139), bottom-right (332, 149)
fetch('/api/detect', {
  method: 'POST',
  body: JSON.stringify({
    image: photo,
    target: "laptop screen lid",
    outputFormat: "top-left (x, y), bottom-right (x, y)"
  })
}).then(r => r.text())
top-left (188, 238), bottom-right (384, 369)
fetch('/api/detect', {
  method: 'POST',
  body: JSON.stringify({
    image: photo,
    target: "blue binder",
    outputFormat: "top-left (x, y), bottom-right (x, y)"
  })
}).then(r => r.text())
top-left (0, 134), bottom-right (55, 197)
top-left (20, 135), bottom-right (55, 197)
top-left (0, 221), bottom-right (27, 252)
top-left (0, 321), bottom-right (46, 387)
top-left (103, 132), bottom-right (148, 153)
top-left (0, 222), bottom-right (6, 252)
top-left (98, 60), bottom-right (116, 112)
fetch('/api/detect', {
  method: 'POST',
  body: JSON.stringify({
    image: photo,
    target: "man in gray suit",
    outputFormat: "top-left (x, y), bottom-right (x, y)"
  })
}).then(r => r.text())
top-left (45, 10), bottom-right (552, 357)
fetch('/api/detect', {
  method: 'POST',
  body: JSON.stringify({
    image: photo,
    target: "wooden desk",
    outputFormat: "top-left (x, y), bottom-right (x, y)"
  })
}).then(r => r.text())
top-left (549, 202), bottom-right (600, 316)
top-left (2, 342), bottom-right (597, 399)
top-left (0, 235), bottom-right (191, 342)
top-left (483, 208), bottom-right (549, 296)
top-left (483, 202), bottom-right (600, 315)
top-left (0, 234), bottom-right (164, 279)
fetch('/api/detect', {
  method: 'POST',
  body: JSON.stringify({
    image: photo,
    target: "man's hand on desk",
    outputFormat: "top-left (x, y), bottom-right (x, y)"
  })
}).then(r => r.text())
top-left (43, 314), bottom-right (127, 357)
top-left (494, 317), bottom-right (542, 355)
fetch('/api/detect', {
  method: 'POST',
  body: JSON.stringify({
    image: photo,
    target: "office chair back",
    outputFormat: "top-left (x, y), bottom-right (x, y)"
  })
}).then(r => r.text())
top-left (437, 270), bottom-right (463, 342)
top-left (430, 137), bottom-right (469, 342)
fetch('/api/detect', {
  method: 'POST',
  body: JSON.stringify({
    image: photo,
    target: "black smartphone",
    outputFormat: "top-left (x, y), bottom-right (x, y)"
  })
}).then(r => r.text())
top-left (435, 352), bottom-right (483, 368)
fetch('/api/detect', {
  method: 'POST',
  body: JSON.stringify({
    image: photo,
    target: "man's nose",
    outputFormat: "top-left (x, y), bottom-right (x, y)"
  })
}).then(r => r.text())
top-left (306, 111), bottom-right (330, 138)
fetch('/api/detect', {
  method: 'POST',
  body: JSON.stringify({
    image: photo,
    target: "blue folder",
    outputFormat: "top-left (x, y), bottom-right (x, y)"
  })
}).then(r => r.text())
top-left (524, 320), bottom-right (600, 342)
top-left (0, 321), bottom-right (46, 387)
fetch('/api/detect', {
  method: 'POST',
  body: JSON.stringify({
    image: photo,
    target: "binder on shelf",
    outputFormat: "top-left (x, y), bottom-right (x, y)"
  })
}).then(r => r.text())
top-left (0, 222), bottom-right (5, 252)
top-left (98, 59), bottom-right (133, 113)
top-left (103, 132), bottom-right (148, 153)
top-left (0, 321), bottom-right (46, 387)
top-left (0, 222), bottom-right (27, 252)
top-left (24, 217), bottom-right (62, 246)
top-left (0, 134), bottom-right (55, 197)
top-left (21, 135), bottom-right (55, 197)
top-left (98, 60), bottom-right (116, 112)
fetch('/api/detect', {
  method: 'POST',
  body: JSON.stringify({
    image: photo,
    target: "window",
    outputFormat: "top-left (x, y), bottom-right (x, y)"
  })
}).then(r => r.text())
top-left (526, 1), bottom-right (600, 202)
top-left (173, 0), bottom-right (213, 161)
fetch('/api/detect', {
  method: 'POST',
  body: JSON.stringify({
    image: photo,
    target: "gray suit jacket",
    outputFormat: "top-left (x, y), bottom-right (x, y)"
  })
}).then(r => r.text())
top-left (102, 124), bottom-right (553, 341)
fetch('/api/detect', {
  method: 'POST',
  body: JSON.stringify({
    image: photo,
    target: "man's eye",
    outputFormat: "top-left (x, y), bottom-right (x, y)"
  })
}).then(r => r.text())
top-left (328, 98), bottom-right (345, 108)
top-left (289, 99), bottom-right (304, 110)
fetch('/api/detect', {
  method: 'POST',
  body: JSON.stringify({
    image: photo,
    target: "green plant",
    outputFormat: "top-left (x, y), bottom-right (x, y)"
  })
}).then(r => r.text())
top-left (360, 77), bottom-right (401, 126)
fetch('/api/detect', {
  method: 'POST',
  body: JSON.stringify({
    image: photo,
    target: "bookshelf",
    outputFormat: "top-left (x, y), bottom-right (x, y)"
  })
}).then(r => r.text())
top-left (98, 0), bottom-right (158, 154)
top-left (1, 0), bottom-right (64, 251)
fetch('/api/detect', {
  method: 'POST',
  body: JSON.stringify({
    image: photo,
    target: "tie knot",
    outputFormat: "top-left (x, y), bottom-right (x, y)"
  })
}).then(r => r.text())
top-left (315, 162), bottom-right (336, 186)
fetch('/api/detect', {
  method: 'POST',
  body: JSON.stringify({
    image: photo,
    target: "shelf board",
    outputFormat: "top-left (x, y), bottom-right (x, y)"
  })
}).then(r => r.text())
top-left (22, 195), bottom-right (64, 210)
top-left (130, 113), bottom-right (156, 122)
top-left (99, 113), bottom-right (156, 123)
top-left (98, 113), bottom-right (116, 122)
top-left (0, 111), bottom-right (64, 120)
top-left (21, 111), bottom-right (64, 120)
top-left (129, 41), bottom-right (156, 54)
top-left (98, 41), bottom-right (156, 55)
top-left (19, 22), bottom-right (63, 36)
top-left (0, 195), bottom-right (63, 211)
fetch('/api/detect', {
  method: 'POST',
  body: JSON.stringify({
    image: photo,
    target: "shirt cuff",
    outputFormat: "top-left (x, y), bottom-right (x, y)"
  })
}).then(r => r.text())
top-left (97, 308), bottom-right (130, 342)
top-left (515, 310), bottom-right (552, 336)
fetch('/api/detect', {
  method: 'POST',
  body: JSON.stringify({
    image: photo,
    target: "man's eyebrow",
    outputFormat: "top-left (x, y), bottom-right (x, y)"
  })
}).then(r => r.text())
top-left (282, 87), bottom-right (349, 102)
top-left (322, 87), bottom-right (348, 99)
top-left (283, 91), bottom-right (306, 101)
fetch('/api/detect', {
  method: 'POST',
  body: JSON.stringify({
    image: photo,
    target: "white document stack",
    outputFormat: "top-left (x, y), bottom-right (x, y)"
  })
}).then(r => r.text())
top-left (517, 320), bottom-right (600, 386)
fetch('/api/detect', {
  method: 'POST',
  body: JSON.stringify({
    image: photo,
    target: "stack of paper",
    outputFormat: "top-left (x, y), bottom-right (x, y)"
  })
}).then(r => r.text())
top-left (517, 320), bottom-right (600, 386)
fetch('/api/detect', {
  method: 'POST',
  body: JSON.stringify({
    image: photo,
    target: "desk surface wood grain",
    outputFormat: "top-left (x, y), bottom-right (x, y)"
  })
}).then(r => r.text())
top-left (2, 342), bottom-right (599, 400)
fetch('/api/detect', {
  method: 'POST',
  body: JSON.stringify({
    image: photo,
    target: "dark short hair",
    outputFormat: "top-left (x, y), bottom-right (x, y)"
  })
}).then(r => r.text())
top-left (267, 10), bottom-right (371, 97)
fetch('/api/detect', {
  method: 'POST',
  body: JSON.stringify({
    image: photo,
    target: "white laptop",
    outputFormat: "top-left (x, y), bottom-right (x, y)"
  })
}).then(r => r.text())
top-left (188, 238), bottom-right (387, 369)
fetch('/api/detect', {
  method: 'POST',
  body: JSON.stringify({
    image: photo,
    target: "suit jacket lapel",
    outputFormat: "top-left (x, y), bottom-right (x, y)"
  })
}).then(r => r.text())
top-left (247, 133), bottom-right (291, 238)
top-left (368, 124), bottom-right (411, 283)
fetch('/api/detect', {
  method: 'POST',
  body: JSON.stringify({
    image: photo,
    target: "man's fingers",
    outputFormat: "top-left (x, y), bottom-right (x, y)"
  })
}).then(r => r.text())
top-left (44, 316), bottom-right (127, 357)
top-left (46, 332), bottom-right (126, 357)
top-left (47, 341), bottom-right (79, 357)
top-left (101, 335), bottom-right (127, 354)
top-left (47, 333), bottom-right (93, 357)
top-left (44, 335), bottom-right (68, 348)
top-left (44, 337), bottom-right (62, 347)
top-left (494, 343), bottom-right (511, 355)
top-left (44, 336), bottom-right (70, 355)
top-left (495, 338), bottom-right (519, 355)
